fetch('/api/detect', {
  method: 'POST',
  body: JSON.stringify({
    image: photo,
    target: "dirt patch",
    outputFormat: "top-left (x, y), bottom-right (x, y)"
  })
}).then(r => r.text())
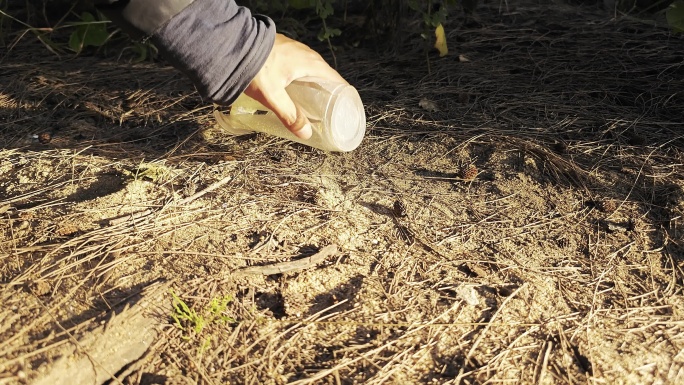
top-left (1, 1), bottom-right (683, 384)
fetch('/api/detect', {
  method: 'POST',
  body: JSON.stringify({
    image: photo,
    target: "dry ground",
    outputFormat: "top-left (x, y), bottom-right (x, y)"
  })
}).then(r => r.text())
top-left (1, 1), bottom-right (683, 384)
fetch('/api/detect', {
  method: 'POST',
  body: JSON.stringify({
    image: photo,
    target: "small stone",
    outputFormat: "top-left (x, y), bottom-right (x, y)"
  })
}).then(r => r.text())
top-left (456, 285), bottom-right (480, 306)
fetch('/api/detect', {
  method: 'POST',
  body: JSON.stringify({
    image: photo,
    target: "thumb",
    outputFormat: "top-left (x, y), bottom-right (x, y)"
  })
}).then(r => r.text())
top-left (261, 88), bottom-right (312, 140)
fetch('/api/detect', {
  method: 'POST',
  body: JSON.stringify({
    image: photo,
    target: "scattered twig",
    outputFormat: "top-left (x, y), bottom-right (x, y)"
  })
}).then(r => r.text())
top-left (177, 174), bottom-right (233, 205)
top-left (108, 174), bottom-right (234, 226)
top-left (233, 244), bottom-right (338, 276)
top-left (108, 209), bottom-right (153, 226)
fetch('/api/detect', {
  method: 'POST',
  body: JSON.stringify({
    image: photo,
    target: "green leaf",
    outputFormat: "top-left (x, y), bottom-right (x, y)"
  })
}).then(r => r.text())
top-left (68, 30), bottom-right (84, 53)
top-left (317, 27), bottom-right (341, 41)
top-left (171, 290), bottom-right (192, 315)
top-left (192, 314), bottom-right (205, 334)
top-left (431, 7), bottom-right (448, 27)
top-left (80, 12), bottom-right (96, 23)
top-left (135, 163), bottom-right (172, 182)
top-left (68, 12), bottom-right (109, 53)
top-left (316, 0), bottom-right (335, 19)
top-left (407, 0), bottom-right (421, 12)
top-left (133, 43), bottom-right (147, 62)
top-left (82, 24), bottom-right (109, 47)
top-left (667, 0), bottom-right (684, 33)
top-left (199, 336), bottom-right (211, 355)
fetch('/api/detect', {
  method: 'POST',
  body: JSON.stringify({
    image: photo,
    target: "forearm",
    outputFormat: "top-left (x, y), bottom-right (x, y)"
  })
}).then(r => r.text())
top-left (94, 0), bottom-right (192, 39)
top-left (95, 0), bottom-right (276, 105)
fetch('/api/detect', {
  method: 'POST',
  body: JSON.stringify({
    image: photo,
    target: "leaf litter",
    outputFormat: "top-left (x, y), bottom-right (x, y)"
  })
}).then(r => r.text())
top-left (0, 1), bottom-right (683, 384)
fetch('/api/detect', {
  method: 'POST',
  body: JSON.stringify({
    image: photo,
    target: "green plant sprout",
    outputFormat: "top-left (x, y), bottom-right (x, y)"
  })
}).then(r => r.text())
top-left (668, 0), bottom-right (684, 32)
top-left (408, 0), bottom-right (452, 31)
top-left (199, 336), bottom-right (213, 356)
top-left (170, 289), bottom-right (235, 337)
top-left (122, 161), bottom-right (177, 183)
top-left (207, 294), bottom-right (236, 325)
top-left (407, 0), bottom-right (457, 71)
top-left (0, 7), bottom-right (158, 60)
top-left (171, 289), bottom-right (206, 334)
top-left (119, 40), bottom-right (158, 62)
top-left (66, 11), bottom-right (112, 54)
top-left (287, 0), bottom-right (340, 66)
top-left (288, 0), bottom-right (340, 40)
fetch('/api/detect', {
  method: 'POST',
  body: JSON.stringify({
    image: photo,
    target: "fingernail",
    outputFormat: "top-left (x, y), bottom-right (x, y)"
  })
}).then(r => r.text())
top-left (295, 123), bottom-right (312, 139)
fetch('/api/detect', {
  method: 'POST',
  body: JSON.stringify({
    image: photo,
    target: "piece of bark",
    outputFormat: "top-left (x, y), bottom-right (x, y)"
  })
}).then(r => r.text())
top-left (31, 281), bottom-right (171, 385)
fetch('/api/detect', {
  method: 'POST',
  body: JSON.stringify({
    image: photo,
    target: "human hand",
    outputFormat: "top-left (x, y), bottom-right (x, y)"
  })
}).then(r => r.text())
top-left (244, 33), bottom-right (348, 139)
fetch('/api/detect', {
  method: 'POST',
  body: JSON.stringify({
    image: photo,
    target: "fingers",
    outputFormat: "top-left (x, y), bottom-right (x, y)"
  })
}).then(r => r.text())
top-left (276, 34), bottom-right (348, 85)
top-left (242, 33), bottom-right (350, 140)
top-left (258, 87), bottom-right (312, 139)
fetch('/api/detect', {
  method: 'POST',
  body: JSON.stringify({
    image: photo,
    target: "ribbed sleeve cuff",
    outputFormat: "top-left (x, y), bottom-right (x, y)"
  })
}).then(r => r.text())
top-left (151, 0), bottom-right (276, 105)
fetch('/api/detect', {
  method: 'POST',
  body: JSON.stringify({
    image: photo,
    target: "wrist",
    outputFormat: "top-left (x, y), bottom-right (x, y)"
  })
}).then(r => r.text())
top-left (151, 0), bottom-right (276, 105)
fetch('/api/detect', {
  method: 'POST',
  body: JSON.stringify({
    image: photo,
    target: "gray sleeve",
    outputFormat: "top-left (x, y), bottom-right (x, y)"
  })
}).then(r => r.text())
top-left (96, 0), bottom-right (276, 106)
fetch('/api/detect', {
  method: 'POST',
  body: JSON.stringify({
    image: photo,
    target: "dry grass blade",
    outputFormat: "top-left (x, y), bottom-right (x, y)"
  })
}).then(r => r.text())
top-left (289, 302), bottom-right (464, 385)
top-left (0, 1), bottom-right (682, 384)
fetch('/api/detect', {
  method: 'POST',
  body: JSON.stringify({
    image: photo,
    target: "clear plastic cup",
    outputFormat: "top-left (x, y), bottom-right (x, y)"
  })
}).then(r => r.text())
top-left (214, 77), bottom-right (366, 152)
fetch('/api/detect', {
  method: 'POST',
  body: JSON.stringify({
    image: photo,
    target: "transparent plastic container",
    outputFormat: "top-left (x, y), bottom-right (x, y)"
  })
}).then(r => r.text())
top-left (214, 77), bottom-right (366, 152)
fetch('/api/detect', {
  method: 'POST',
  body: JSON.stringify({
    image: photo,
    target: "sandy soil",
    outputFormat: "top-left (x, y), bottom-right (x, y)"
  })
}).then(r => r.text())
top-left (0, 1), bottom-right (683, 384)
